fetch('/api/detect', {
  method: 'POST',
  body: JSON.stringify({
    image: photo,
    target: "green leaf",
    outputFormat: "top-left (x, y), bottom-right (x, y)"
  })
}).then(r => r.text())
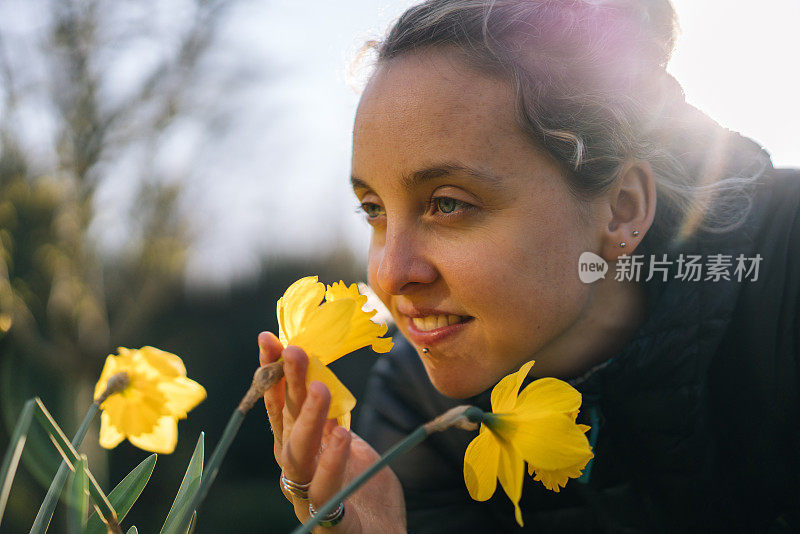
top-left (85, 454), bottom-right (157, 534)
top-left (126, 527), bottom-right (139, 534)
top-left (0, 398), bottom-right (36, 526)
top-left (187, 511), bottom-right (197, 534)
top-left (32, 398), bottom-right (118, 528)
top-left (161, 433), bottom-right (204, 534)
top-left (67, 456), bottom-right (89, 533)
top-left (31, 402), bottom-right (100, 533)
top-left (167, 411), bottom-right (245, 534)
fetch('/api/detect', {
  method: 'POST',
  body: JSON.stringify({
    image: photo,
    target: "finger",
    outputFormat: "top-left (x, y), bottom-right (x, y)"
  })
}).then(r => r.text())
top-left (258, 331), bottom-right (284, 365)
top-left (281, 347), bottom-right (310, 456)
top-left (283, 381), bottom-right (330, 485)
top-left (283, 345), bottom-right (309, 420)
top-left (259, 332), bottom-right (285, 453)
top-left (310, 426), bottom-right (351, 505)
top-left (321, 418), bottom-right (337, 441)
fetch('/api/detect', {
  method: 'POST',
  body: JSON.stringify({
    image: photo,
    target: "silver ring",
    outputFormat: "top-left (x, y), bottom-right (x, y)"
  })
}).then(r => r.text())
top-left (308, 500), bottom-right (345, 527)
top-left (280, 472), bottom-right (310, 500)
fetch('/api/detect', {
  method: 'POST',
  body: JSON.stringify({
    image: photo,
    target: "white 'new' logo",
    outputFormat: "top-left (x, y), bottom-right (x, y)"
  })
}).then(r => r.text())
top-left (578, 252), bottom-right (608, 283)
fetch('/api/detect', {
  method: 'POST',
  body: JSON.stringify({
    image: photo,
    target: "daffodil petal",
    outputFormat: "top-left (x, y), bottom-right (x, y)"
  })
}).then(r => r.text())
top-left (128, 416), bottom-right (179, 454)
top-left (279, 276), bottom-right (326, 341)
top-left (160, 377), bottom-right (207, 418)
top-left (104, 382), bottom-right (168, 436)
top-left (463, 426), bottom-right (500, 501)
top-left (292, 299), bottom-right (356, 365)
top-left (94, 354), bottom-right (122, 399)
top-left (336, 411), bottom-right (351, 431)
top-left (324, 281), bottom-right (393, 357)
top-left (371, 334), bottom-right (394, 353)
top-left (137, 346), bottom-right (186, 377)
top-left (277, 298), bottom-right (289, 347)
top-left (491, 360), bottom-right (535, 413)
top-left (325, 308), bottom-right (392, 362)
top-left (531, 464), bottom-right (588, 493)
top-left (497, 439), bottom-right (525, 527)
top-left (515, 377), bottom-right (582, 416)
top-left (305, 356), bottom-right (356, 421)
top-left (505, 412), bottom-right (594, 472)
top-left (325, 281), bottom-right (365, 303)
top-left (98, 411), bottom-right (125, 449)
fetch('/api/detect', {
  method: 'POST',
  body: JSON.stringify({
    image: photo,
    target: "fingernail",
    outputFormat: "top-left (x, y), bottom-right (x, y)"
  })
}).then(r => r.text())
top-left (257, 332), bottom-right (271, 363)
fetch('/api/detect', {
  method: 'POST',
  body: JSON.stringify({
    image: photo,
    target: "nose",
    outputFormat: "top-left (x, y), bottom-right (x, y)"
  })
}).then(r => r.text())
top-left (374, 225), bottom-right (437, 295)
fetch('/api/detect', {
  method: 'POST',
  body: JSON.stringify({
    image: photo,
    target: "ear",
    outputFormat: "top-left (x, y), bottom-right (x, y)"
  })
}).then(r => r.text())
top-left (599, 160), bottom-right (657, 261)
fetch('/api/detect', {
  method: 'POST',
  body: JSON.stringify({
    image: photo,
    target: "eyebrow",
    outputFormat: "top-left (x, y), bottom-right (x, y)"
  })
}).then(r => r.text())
top-left (350, 162), bottom-right (502, 192)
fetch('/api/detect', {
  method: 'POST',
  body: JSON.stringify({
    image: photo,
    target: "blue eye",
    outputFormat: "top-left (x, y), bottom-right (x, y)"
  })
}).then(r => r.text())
top-left (360, 202), bottom-right (384, 218)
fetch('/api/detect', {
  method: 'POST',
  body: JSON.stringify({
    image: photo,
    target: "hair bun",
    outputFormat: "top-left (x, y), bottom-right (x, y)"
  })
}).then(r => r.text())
top-left (637, 0), bottom-right (680, 67)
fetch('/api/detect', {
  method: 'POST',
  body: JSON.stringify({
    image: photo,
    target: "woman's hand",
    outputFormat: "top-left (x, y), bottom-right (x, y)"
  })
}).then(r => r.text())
top-left (258, 332), bottom-right (406, 533)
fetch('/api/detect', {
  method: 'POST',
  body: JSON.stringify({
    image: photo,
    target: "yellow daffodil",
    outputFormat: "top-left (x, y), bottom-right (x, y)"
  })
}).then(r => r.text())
top-left (277, 276), bottom-right (393, 429)
top-left (93, 346), bottom-right (206, 454)
top-left (463, 360), bottom-right (593, 526)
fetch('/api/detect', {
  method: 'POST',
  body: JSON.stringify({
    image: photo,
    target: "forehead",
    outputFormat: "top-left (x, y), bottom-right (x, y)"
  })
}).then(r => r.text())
top-left (356, 49), bottom-right (517, 135)
top-left (352, 50), bottom-right (538, 180)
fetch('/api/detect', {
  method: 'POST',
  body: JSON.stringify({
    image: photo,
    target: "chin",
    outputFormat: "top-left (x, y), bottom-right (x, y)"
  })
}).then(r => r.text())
top-left (424, 367), bottom-right (490, 399)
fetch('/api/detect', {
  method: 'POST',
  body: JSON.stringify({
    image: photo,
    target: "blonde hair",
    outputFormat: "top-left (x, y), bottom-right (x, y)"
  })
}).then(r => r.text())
top-left (367, 0), bottom-right (770, 249)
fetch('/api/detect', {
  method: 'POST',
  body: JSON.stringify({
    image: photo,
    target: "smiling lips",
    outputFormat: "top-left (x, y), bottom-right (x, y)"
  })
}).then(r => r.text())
top-left (404, 312), bottom-right (472, 346)
top-left (410, 314), bottom-right (465, 331)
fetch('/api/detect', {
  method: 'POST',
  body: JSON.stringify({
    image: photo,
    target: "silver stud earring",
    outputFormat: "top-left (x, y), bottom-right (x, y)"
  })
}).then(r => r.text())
top-left (421, 348), bottom-right (429, 354)
top-left (619, 242), bottom-right (627, 248)
top-left (632, 230), bottom-right (639, 237)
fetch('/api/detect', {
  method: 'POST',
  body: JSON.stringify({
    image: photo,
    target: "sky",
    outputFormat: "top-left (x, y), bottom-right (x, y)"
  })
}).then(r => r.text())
top-left (93, 0), bottom-right (800, 286)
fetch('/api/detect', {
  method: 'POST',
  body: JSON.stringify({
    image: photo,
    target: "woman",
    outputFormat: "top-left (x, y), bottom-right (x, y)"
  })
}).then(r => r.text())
top-left (259, 1), bottom-right (800, 532)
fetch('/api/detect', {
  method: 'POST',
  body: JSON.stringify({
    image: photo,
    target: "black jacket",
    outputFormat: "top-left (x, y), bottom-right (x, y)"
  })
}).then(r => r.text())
top-left (356, 141), bottom-right (800, 533)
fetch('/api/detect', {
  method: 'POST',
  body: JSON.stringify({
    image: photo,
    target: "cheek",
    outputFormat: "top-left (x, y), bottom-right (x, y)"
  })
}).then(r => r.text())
top-left (452, 221), bottom-right (589, 350)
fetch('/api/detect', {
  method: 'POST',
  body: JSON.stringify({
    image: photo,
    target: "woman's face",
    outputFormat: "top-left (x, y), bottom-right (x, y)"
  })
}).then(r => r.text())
top-left (352, 50), bottom-right (601, 398)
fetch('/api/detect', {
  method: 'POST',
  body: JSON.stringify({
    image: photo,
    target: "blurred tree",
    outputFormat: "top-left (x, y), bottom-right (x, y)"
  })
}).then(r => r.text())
top-left (0, 0), bottom-right (246, 530)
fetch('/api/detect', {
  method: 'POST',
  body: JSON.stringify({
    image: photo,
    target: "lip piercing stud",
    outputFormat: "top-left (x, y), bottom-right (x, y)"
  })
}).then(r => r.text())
top-left (421, 348), bottom-right (430, 354)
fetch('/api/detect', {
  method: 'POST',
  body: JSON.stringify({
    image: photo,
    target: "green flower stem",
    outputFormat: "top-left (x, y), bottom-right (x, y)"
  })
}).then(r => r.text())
top-left (30, 402), bottom-right (100, 533)
top-left (166, 362), bottom-right (285, 534)
top-left (165, 409), bottom-right (244, 534)
top-left (464, 406), bottom-right (490, 426)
